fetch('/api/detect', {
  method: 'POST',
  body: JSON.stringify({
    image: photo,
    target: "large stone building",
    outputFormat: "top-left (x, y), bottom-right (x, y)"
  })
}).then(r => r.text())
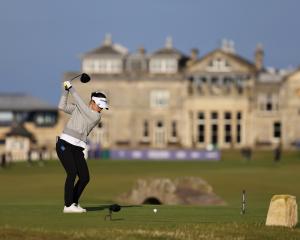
top-left (62, 35), bottom-right (300, 150)
top-left (1, 35), bottom-right (299, 159)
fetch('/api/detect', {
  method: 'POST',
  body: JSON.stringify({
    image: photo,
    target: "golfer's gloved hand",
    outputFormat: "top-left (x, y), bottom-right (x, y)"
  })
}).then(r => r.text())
top-left (63, 81), bottom-right (72, 91)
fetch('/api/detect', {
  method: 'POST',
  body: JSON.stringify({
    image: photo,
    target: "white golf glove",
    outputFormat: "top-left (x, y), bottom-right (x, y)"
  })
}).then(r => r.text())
top-left (63, 81), bottom-right (72, 91)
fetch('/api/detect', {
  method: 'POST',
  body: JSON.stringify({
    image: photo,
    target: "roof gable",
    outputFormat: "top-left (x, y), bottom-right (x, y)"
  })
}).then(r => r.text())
top-left (187, 49), bottom-right (256, 74)
top-left (6, 124), bottom-right (35, 140)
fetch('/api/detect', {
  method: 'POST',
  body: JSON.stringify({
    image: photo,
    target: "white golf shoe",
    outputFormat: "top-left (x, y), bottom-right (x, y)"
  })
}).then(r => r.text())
top-left (76, 204), bottom-right (87, 212)
top-left (63, 203), bottom-right (84, 213)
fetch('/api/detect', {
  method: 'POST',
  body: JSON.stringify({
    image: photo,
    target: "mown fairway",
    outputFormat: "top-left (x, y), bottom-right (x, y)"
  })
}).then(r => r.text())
top-left (0, 150), bottom-right (299, 240)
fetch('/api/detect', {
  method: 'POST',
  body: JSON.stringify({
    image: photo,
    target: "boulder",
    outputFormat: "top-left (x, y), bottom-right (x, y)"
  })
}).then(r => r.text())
top-left (266, 195), bottom-right (298, 228)
top-left (117, 176), bottom-right (225, 206)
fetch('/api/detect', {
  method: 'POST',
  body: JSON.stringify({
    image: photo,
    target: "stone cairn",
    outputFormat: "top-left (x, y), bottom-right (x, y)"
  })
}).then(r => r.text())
top-left (266, 195), bottom-right (298, 228)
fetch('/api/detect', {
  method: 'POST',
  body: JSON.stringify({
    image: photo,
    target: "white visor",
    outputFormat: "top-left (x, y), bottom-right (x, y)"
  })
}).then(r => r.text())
top-left (92, 97), bottom-right (109, 110)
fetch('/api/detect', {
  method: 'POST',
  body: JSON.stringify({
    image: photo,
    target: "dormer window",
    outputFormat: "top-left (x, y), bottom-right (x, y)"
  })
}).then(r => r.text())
top-left (149, 58), bottom-right (177, 74)
top-left (149, 37), bottom-right (182, 74)
top-left (97, 59), bottom-right (122, 73)
top-left (81, 34), bottom-right (126, 74)
top-left (83, 58), bottom-right (123, 74)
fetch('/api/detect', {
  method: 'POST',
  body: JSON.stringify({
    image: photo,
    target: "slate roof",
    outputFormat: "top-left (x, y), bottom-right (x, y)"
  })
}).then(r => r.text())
top-left (6, 124), bottom-right (35, 140)
top-left (84, 45), bottom-right (123, 56)
top-left (0, 93), bottom-right (57, 111)
top-left (225, 50), bottom-right (256, 69)
top-left (152, 47), bottom-right (183, 56)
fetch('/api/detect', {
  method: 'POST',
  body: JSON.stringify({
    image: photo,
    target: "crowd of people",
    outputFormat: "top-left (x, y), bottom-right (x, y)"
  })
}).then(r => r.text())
top-left (240, 143), bottom-right (282, 163)
top-left (0, 148), bottom-right (47, 168)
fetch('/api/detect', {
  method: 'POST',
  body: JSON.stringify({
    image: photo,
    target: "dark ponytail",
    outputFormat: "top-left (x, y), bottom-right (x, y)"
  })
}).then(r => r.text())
top-left (91, 91), bottom-right (106, 99)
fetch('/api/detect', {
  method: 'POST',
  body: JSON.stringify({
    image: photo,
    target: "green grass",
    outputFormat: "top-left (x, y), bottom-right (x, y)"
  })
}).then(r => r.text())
top-left (0, 150), bottom-right (300, 239)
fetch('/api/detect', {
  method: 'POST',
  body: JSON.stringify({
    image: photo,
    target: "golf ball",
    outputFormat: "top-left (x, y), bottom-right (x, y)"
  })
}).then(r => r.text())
top-left (153, 208), bottom-right (157, 213)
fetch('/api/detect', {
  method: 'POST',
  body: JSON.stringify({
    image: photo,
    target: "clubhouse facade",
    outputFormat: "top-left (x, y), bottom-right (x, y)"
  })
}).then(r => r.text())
top-left (64, 35), bottom-right (300, 150)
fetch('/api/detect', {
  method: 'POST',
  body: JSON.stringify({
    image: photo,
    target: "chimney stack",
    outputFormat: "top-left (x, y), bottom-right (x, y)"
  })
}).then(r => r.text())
top-left (103, 33), bottom-right (112, 46)
top-left (255, 43), bottom-right (264, 71)
top-left (138, 46), bottom-right (146, 55)
top-left (186, 48), bottom-right (199, 67)
top-left (221, 39), bottom-right (236, 54)
top-left (190, 48), bottom-right (199, 62)
top-left (165, 36), bottom-right (173, 49)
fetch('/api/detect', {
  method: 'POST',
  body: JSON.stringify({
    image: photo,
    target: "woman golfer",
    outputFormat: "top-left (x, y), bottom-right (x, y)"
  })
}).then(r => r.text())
top-left (56, 80), bottom-right (108, 213)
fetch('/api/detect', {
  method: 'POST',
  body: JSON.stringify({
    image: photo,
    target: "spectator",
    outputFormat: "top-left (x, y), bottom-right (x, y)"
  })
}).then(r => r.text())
top-left (1, 153), bottom-right (6, 168)
top-left (38, 147), bottom-right (46, 166)
top-left (274, 143), bottom-right (282, 163)
top-left (27, 149), bottom-right (33, 166)
top-left (241, 147), bottom-right (252, 162)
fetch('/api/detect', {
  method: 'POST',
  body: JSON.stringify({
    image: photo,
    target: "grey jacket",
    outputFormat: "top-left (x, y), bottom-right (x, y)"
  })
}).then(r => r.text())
top-left (58, 87), bottom-right (101, 143)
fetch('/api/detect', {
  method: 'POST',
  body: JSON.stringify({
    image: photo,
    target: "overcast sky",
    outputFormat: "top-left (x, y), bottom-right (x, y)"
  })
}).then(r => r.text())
top-left (0, 0), bottom-right (299, 105)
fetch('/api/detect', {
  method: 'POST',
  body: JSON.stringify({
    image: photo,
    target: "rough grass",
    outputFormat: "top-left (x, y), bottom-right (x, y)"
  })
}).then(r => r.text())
top-left (0, 150), bottom-right (299, 239)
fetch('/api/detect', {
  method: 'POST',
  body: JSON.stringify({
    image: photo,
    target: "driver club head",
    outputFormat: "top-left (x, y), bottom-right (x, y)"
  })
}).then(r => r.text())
top-left (109, 204), bottom-right (121, 212)
top-left (80, 73), bottom-right (90, 83)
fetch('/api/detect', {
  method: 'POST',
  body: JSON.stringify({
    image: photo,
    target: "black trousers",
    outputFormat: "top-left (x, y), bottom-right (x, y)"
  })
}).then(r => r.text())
top-left (56, 138), bottom-right (90, 207)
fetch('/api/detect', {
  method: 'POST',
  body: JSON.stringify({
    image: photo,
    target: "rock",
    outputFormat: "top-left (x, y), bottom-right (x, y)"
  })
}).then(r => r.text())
top-left (266, 195), bottom-right (298, 228)
top-left (117, 177), bottom-right (225, 206)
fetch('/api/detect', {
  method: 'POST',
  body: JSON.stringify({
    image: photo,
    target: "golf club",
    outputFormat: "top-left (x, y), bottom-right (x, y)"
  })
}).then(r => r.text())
top-left (69, 73), bottom-right (91, 83)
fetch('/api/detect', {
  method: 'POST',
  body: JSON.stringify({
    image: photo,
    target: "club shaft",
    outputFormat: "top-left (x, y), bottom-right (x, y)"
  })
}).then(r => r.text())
top-left (69, 74), bottom-right (82, 82)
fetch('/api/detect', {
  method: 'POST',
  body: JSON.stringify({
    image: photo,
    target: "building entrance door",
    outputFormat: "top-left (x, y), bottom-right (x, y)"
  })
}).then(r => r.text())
top-left (154, 121), bottom-right (166, 148)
